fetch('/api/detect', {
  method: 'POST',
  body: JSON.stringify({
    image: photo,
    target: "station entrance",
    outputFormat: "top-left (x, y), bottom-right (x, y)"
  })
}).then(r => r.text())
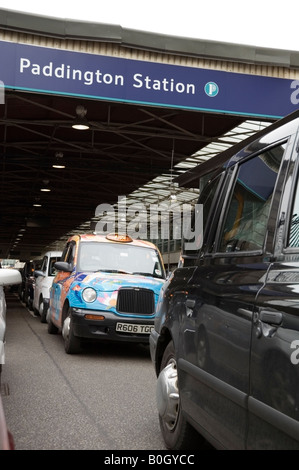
top-left (0, 9), bottom-right (298, 263)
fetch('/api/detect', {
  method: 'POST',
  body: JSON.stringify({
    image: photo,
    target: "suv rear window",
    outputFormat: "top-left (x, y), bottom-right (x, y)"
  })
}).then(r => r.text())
top-left (219, 143), bottom-right (286, 252)
top-left (288, 170), bottom-right (299, 248)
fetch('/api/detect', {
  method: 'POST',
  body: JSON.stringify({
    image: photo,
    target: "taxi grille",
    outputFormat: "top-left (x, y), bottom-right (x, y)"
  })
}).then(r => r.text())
top-left (116, 288), bottom-right (155, 315)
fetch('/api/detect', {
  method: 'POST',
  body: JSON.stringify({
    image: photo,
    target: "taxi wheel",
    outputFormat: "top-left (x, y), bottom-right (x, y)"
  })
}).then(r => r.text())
top-left (26, 296), bottom-right (33, 310)
top-left (48, 317), bottom-right (58, 334)
top-left (157, 340), bottom-right (204, 450)
top-left (39, 299), bottom-right (47, 323)
top-left (62, 309), bottom-right (81, 354)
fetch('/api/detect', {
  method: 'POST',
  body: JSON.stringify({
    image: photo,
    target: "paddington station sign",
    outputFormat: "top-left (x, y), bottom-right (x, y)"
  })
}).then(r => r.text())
top-left (0, 39), bottom-right (299, 118)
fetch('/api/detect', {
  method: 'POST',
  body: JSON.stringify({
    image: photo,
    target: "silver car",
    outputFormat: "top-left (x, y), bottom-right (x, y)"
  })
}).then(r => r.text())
top-left (0, 268), bottom-right (22, 381)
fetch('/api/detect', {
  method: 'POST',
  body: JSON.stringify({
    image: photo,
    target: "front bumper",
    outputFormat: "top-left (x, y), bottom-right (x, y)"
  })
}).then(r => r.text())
top-left (70, 307), bottom-right (155, 344)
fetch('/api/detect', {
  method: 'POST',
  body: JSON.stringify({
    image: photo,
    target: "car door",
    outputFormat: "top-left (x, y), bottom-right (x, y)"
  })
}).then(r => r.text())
top-left (178, 139), bottom-right (287, 449)
top-left (248, 131), bottom-right (299, 449)
top-left (50, 241), bottom-right (76, 325)
top-left (33, 255), bottom-right (48, 311)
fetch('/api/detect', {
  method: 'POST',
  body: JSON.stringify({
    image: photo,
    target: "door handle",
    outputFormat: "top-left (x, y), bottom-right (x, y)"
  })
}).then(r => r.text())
top-left (186, 298), bottom-right (196, 309)
top-left (259, 310), bottom-right (283, 325)
top-left (255, 310), bottom-right (283, 339)
top-left (237, 308), bottom-right (252, 320)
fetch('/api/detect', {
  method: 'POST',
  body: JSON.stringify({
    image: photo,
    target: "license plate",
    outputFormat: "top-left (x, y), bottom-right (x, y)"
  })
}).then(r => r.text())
top-left (116, 322), bottom-right (154, 334)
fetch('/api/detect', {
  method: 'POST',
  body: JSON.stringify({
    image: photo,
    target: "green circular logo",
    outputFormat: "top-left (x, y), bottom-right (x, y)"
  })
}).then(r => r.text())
top-left (204, 82), bottom-right (219, 97)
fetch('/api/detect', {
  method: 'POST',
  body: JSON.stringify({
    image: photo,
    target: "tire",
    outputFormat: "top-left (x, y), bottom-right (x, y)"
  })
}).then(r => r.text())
top-left (20, 289), bottom-right (25, 303)
top-left (62, 308), bottom-right (81, 354)
top-left (27, 297), bottom-right (33, 311)
top-left (157, 340), bottom-right (204, 450)
top-left (47, 317), bottom-right (58, 334)
top-left (39, 299), bottom-right (47, 323)
top-left (33, 306), bottom-right (39, 316)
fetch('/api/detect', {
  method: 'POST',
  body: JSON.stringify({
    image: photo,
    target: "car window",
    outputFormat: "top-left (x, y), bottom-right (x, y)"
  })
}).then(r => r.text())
top-left (40, 256), bottom-right (48, 273)
top-left (182, 171), bottom-right (224, 262)
top-left (48, 257), bottom-right (61, 276)
top-left (78, 242), bottom-right (165, 278)
top-left (218, 143), bottom-right (286, 253)
top-left (61, 242), bottom-right (75, 265)
top-left (66, 242), bottom-right (76, 265)
top-left (199, 172), bottom-right (224, 232)
top-left (288, 171), bottom-right (299, 247)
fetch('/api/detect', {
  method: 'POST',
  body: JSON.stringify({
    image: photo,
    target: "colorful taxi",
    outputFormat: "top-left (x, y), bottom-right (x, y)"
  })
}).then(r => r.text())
top-left (47, 233), bottom-right (166, 354)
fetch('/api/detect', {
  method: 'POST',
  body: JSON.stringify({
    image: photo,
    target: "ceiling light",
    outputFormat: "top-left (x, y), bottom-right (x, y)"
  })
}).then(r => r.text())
top-left (40, 179), bottom-right (51, 192)
top-left (52, 164), bottom-right (65, 169)
top-left (72, 105), bottom-right (90, 130)
top-left (53, 151), bottom-right (65, 168)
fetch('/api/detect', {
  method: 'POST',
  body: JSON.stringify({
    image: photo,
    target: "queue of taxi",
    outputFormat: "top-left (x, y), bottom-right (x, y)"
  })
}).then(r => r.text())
top-left (2, 232), bottom-right (166, 448)
top-left (45, 233), bottom-right (166, 354)
top-left (6, 110), bottom-right (299, 451)
top-left (18, 233), bottom-right (166, 353)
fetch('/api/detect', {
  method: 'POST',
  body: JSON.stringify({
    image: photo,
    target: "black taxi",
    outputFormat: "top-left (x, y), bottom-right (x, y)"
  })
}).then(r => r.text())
top-left (150, 109), bottom-right (299, 450)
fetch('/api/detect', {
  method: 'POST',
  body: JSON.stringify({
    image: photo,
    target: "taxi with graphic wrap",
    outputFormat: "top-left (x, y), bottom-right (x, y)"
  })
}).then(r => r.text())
top-left (47, 233), bottom-right (166, 354)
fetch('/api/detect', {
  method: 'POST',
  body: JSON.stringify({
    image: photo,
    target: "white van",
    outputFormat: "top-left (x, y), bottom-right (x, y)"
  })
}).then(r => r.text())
top-left (33, 251), bottom-right (62, 323)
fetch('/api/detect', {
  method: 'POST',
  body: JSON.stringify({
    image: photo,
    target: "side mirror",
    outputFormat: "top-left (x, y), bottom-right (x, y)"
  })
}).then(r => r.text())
top-left (54, 261), bottom-right (73, 273)
top-left (34, 269), bottom-right (44, 278)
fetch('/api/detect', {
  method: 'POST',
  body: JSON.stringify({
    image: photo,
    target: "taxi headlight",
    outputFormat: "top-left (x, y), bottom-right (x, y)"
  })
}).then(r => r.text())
top-left (82, 287), bottom-right (97, 303)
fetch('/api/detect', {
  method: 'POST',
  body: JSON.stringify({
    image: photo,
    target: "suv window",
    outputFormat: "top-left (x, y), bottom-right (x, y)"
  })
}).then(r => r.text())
top-left (61, 241), bottom-right (76, 265)
top-left (40, 256), bottom-right (48, 273)
top-left (218, 143), bottom-right (286, 253)
top-left (200, 172), bottom-right (223, 230)
top-left (48, 257), bottom-right (61, 276)
top-left (182, 172), bottom-right (224, 263)
top-left (288, 172), bottom-right (299, 248)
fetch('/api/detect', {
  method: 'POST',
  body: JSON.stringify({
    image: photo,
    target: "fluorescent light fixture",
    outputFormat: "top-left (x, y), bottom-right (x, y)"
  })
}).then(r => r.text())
top-left (72, 105), bottom-right (90, 130)
top-left (52, 163), bottom-right (65, 169)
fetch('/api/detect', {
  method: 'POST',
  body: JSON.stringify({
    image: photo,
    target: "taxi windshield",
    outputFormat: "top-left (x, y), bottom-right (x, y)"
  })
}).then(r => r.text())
top-left (77, 241), bottom-right (165, 279)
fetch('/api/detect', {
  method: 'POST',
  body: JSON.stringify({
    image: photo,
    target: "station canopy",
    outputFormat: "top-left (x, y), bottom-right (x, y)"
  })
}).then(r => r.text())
top-left (0, 89), bottom-right (272, 260)
top-left (0, 9), bottom-right (279, 260)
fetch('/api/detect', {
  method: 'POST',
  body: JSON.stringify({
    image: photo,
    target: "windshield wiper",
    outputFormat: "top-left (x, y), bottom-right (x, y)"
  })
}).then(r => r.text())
top-left (96, 269), bottom-right (132, 274)
top-left (133, 272), bottom-right (154, 277)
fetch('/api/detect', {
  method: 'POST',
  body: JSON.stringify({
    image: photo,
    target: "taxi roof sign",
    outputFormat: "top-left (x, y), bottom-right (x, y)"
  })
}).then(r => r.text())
top-left (105, 233), bottom-right (133, 243)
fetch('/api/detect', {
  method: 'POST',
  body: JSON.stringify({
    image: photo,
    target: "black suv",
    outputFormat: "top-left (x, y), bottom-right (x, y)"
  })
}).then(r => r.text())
top-left (150, 109), bottom-right (299, 450)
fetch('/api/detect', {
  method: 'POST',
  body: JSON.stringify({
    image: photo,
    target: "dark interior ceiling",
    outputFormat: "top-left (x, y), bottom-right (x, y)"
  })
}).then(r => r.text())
top-left (0, 89), bottom-right (247, 261)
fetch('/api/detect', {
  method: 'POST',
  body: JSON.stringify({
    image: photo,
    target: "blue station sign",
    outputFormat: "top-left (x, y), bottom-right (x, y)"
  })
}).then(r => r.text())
top-left (0, 40), bottom-right (299, 119)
